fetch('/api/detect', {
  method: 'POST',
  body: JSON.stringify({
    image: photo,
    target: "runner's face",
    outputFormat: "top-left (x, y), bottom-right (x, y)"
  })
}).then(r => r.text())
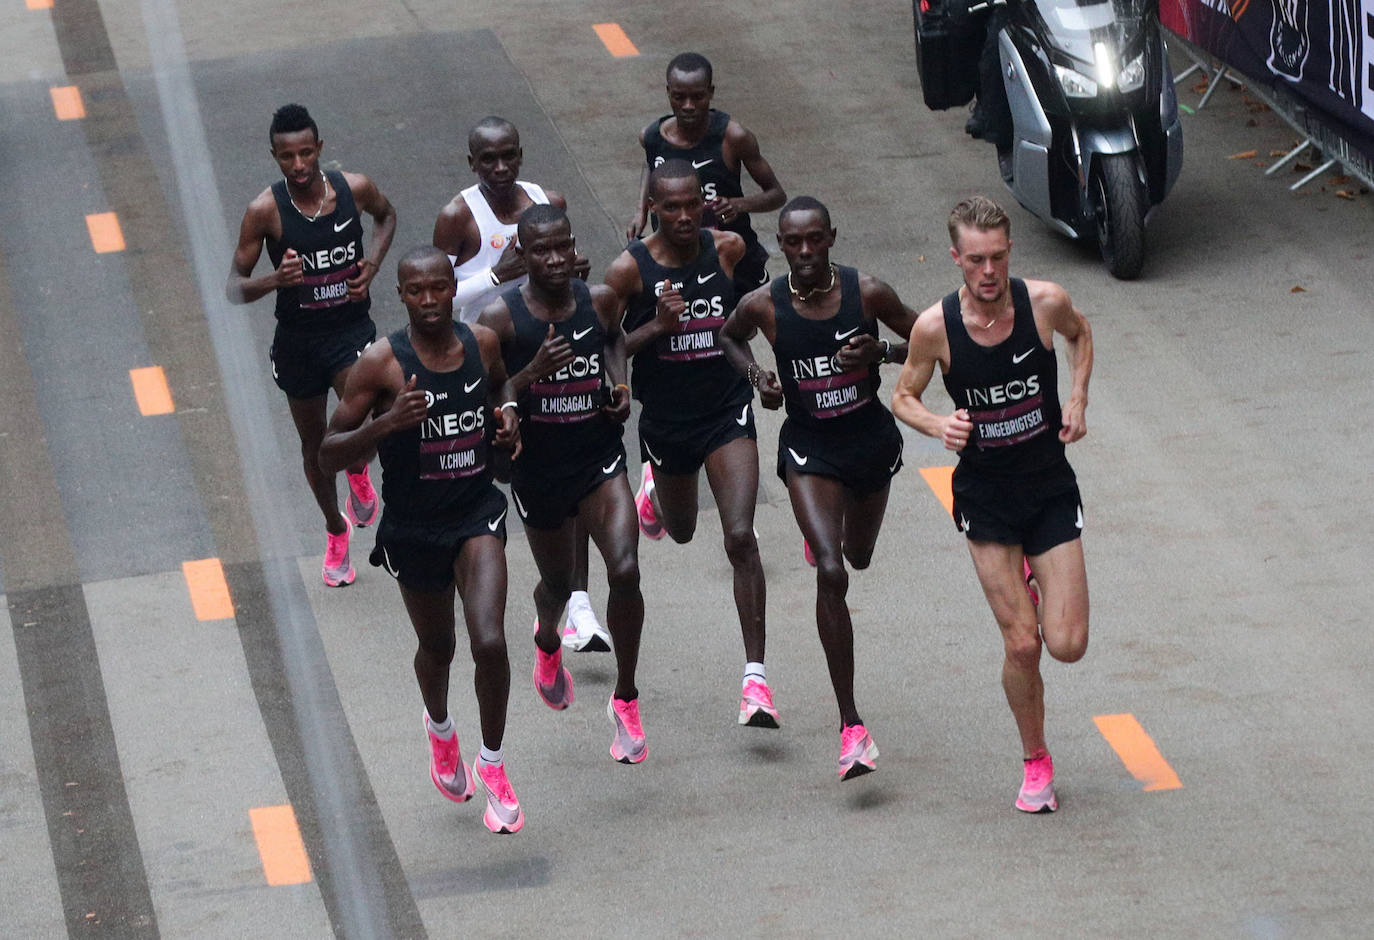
top-left (522, 220), bottom-right (575, 290)
top-left (469, 128), bottom-right (523, 195)
top-left (777, 210), bottom-right (836, 284)
top-left (951, 225), bottom-right (1011, 303)
top-left (649, 175), bottom-right (704, 246)
top-left (270, 129), bottom-right (322, 190)
top-left (666, 69), bottom-right (712, 133)
top-left (397, 256), bottom-right (457, 330)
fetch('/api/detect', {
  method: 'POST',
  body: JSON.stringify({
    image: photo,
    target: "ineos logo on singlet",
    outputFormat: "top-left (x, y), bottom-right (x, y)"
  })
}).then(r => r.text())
top-left (420, 407), bottom-right (486, 439)
top-left (963, 375), bottom-right (1041, 408)
top-left (299, 243), bottom-right (358, 271)
top-left (790, 355), bottom-right (844, 379)
top-left (550, 354), bottom-right (601, 380)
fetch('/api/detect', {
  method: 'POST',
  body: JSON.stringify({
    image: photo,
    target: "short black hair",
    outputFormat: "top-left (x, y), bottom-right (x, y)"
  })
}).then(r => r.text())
top-left (396, 244), bottom-right (454, 282)
top-left (666, 52), bottom-right (713, 84)
top-left (516, 203), bottom-right (570, 246)
top-left (779, 195), bottom-right (832, 230)
top-left (648, 158), bottom-right (701, 200)
top-left (468, 116), bottom-right (518, 154)
top-left (270, 104), bottom-right (318, 146)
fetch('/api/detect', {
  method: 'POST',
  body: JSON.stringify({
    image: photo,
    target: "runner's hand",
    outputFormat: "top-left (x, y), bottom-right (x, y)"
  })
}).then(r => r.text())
top-left (345, 258), bottom-right (377, 301)
top-left (276, 248), bottom-right (304, 287)
top-left (494, 404), bottom-right (522, 459)
top-left (572, 252), bottom-right (591, 281)
top-left (708, 196), bottom-right (739, 225)
top-left (834, 334), bottom-right (881, 372)
top-left (942, 408), bottom-right (973, 451)
top-left (387, 374), bottom-right (428, 432)
top-left (1060, 397), bottom-right (1087, 443)
top-left (603, 383), bottom-right (631, 424)
top-left (491, 241), bottom-right (526, 284)
top-left (527, 324), bottom-right (574, 380)
top-left (654, 282), bottom-right (685, 332)
top-left (756, 370), bottom-right (783, 410)
top-left (626, 209), bottom-right (647, 241)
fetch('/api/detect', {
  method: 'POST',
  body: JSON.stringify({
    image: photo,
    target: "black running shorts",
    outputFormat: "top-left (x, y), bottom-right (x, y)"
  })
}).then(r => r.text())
top-left (638, 402), bottom-right (757, 476)
top-left (775, 413), bottom-right (904, 496)
top-left (951, 465), bottom-right (1082, 555)
top-left (270, 318), bottom-right (376, 400)
top-left (369, 487), bottom-right (508, 591)
top-left (510, 446), bottom-right (629, 531)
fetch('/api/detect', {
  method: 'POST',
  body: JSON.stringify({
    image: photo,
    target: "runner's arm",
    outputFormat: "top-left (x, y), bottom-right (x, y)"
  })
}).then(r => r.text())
top-left (344, 173), bottom-right (398, 300)
top-left (592, 285), bottom-right (632, 423)
top-left (627, 128), bottom-right (651, 240)
top-left (719, 123), bottom-right (785, 217)
top-left (1042, 282), bottom-right (1092, 442)
top-left (225, 196), bottom-right (294, 304)
top-left (319, 342), bottom-right (414, 473)
top-left (835, 275), bottom-right (916, 371)
top-left (603, 250), bottom-right (676, 358)
top-left (891, 307), bottom-right (971, 451)
top-left (720, 290), bottom-right (783, 408)
top-left (473, 325), bottom-right (521, 458)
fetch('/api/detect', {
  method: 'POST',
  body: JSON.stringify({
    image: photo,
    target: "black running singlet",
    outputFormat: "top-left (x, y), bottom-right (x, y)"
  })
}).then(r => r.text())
top-left (624, 231), bottom-right (751, 423)
top-left (643, 110), bottom-right (758, 250)
top-left (503, 280), bottom-right (622, 469)
top-left (772, 265), bottom-right (889, 435)
top-left (266, 170), bottom-right (369, 332)
top-left (941, 278), bottom-right (1067, 476)
top-left (378, 323), bottom-right (494, 521)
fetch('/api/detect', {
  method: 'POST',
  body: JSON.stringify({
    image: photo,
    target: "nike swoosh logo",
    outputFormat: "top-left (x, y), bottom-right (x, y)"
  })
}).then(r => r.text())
top-left (787, 448), bottom-right (808, 466)
top-left (834, 327), bottom-right (859, 342)
top-left (464, 378), bottom-right (481, 393)
top-left (333, 217), bottom-right (353, 232)
top-left (603, 455), bottom-right (623, 474)
top-left (696, 272), bottom-right (717, 285)
top-left (380, 548), bottom-right (400, 578)
top-left (512, 490), bottom-right (528, 519)
top-left (488, 509), bottom-right (507, 532)
top-left (643, 441), bottom-right (662, 467)
top-left (735, 404), bottom-right (749, 427)
top-left (572, 326), bottom-right (594, 340)
top-left (1012, 348), bottom-right (1035, 364)
top-left (889, 440), bottom-right (904, 474)
top-left (1075, 505), bottom-right (1084, 529)
top-left (691, 158), bottom-right (713, 169)
top-left (959, 514), bottom-right (970, 532)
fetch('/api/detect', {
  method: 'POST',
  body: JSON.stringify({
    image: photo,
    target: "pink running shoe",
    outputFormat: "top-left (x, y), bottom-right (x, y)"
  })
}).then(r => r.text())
top-left (1015, 749), bottom-right (1058, 813)
top-left (803, 539), bottom-right (816, 567)
top-left (424, 713), bottom-right (474, 803)
top-left (634, 463), bottom-right (664, 540)
top-left (473, 759), bottom-right (524, 834)
top-left (738, 679), bottom-right (780, 728)
top-left (1023, 557), bottom-right (1040, 607)
top-left (607, 696), bottom-right (647, 764)
top-left (322, 520), bottom-right (355, 587)
top-left (344, 465), bottom-right (380, 528)
top-left (838, 723), bottom-right (879, 780)
top-left (533, 620), bottom-right (574, 710)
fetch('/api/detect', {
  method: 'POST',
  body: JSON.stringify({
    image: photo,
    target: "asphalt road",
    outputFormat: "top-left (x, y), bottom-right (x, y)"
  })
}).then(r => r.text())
top-left (1, 1), bottom-right (1371, 937)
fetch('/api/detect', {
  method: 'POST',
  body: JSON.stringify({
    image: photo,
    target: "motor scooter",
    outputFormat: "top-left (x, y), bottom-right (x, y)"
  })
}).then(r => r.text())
top-left (917, 0), bottom-right (1183, 279)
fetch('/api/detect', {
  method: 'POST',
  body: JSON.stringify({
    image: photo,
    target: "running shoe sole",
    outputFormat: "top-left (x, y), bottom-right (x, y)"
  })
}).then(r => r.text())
top-left (473, 760), bottom-right (525, 834)
top-left (1015, 788), bottom-right (1059, 813)
top-left (739, 706), bottom-right (780, 729)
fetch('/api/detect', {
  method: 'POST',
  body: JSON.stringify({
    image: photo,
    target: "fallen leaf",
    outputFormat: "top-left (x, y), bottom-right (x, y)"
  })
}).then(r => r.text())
top-left (1290, 285), bottom-right (1306, 292)
top-left (1229, 149), bottom-right (1258, 159)
top-left (1335, 190), bottom-right (1355, 200)
top-left (918, 255), bottom-right (926, 262)
top-left (1330, 174), bottom-right (1350, 184)
top-left (1192, 81), bottom-right (1209, 93)
top-left (1269, 149), bottom-right (1289, 157)
top-left (1293, 162), bottom-right (1312, 172)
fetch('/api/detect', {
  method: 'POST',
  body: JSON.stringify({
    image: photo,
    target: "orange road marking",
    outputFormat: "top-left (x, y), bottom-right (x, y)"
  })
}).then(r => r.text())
top-left (249, 805), bottom-right (313, 886)
top-left (129, 366), bottom-right (174, 415)
top-left (85, 212), bottom-right (125, 253)
top-left (918, 465), bottom-right (955, 516)
top-left (50, 86), bottom-right (86, 120)
top-left (182, 558), bottom-right (234, 621)
top-left (27, 0), bottom-right (54, 9)
top-left (593, 23), bottom-right (639, 57)
top-left (1094, 713), bottom-right (1182, 792)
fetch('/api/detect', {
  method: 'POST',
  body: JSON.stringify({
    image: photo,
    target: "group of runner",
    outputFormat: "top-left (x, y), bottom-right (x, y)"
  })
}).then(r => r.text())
top-left (226, 51), bottom-right (1094, 834)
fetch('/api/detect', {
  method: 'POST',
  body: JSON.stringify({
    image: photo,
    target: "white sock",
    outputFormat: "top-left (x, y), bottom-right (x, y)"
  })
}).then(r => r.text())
top-left (744, 662), bottom-right (766, 686)
top-left (427, 713), bottom-right (454, 737)
top-left (568, 590), bottom-right (591, 612)
top-left (479, 744), bottom-right (504, 765)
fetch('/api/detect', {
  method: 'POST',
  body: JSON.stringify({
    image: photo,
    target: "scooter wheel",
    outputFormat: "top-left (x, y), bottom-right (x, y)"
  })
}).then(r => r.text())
top-left (1092, 153), bottom-right (1147, 280)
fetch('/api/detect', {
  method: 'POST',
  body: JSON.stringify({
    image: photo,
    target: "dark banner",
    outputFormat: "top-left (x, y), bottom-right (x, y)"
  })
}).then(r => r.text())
top-left (1160, 0), bottom-right (1374, 167)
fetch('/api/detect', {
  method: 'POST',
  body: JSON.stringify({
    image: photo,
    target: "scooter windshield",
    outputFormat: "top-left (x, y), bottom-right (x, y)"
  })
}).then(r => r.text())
top-left (1029, 0), bottom-right (1141, 66)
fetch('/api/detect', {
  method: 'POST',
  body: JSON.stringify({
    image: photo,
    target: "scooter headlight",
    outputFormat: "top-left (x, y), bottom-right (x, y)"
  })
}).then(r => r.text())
top-left (1117, 52), bottom-right (1147, 92)
top-left (1055, 64), bottom-right (1098, 98)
